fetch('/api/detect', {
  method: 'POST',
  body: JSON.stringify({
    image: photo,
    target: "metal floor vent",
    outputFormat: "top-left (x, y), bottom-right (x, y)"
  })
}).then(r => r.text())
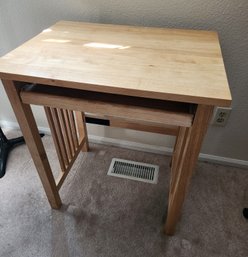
top-left (107, 158), bottom-right (159, 184)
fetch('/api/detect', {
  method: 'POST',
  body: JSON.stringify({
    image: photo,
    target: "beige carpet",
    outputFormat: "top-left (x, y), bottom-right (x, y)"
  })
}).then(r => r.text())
top-left (0, 130), bottom-right (248, 257)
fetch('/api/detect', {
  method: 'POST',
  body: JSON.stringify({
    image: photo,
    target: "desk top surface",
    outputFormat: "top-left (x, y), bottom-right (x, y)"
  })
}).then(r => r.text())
top-left (0, 21), bottom-right (231, 106)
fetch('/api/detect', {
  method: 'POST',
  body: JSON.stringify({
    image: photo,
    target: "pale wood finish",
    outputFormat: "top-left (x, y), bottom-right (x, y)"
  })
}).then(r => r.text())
top-left (169, 127), bottom-right (189, 194)
top-left (165, 105), bottom-right (214, 235)
top-left (85, 113), bottom-right (178, 136)
top-left (56, 108), bottom-right (73, 161)
top-left (20, 86), bottom-right (194, 127)
top-left (75, 111), bottom-right (89, 152)
top-left (56, 137), bottom-right (86, 190)
top-left (0, 21), bottom-right (231, 106)
top-left (49, 108), bottom-right (69, 167)
top-left (44, 106), bottom-right (85, 190)
top-left (1, 80), bottom-right (61, 209)
top-left (63, 109), bottom-right (76, 155)
top-left (68, 110), bottom-right (79, 149)
top-left (0, 21), bottom-right (232, 236)
top-left (44, 107), bottom-right (66, 172)
top-left (109, 118), bottom-right (179, 136)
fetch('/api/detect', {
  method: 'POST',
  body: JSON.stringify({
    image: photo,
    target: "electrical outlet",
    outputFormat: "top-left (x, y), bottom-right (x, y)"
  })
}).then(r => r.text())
top-left (212, 107), bottom-right (232, 126)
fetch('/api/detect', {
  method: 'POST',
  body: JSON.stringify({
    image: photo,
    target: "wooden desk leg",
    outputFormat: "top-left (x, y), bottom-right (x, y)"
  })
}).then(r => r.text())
top-left (165, 104), bottom-right (213, 235)
top-left (75, 111), bottom-right (89, 152)
top-left (2, 79), bottom-right (62, 209)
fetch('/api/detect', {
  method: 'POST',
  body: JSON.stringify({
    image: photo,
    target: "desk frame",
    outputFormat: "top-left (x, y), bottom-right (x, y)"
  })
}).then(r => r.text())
top-left (2, 79), bottom-right (213, 235)
top-left (1, 20), bottom-right (231, 236)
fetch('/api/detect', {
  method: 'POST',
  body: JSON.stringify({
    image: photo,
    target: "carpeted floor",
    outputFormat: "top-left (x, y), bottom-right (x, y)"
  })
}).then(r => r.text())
top-left (0, 130), bottom-right (248, 257)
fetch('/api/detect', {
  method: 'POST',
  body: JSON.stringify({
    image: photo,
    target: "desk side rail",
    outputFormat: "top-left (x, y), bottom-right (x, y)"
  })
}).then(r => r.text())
top-left (44, 107), bottom-right (87, 190)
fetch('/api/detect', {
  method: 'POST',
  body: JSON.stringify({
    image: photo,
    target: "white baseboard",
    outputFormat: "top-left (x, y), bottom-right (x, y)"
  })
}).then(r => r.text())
top-left (0, 120), bottom-right (51, 134)
top-left (1, 120), bottom-right (248, 169)
top-left (89, 134), bottom-right (173, 156)
top-left (89, 135), bottom-right (248, 169)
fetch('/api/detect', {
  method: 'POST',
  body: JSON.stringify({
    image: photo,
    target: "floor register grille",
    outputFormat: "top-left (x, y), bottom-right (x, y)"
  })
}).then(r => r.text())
top-left (107, 158), bottom-right (159, 184)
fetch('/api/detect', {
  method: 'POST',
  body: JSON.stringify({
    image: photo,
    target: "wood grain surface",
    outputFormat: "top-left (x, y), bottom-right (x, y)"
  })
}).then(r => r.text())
top-left (0, 21), bottom-right (231, 106)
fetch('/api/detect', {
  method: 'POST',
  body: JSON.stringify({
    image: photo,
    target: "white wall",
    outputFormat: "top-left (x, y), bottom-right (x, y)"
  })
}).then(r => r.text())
top-left (0, 0), bottom-right (247, 161)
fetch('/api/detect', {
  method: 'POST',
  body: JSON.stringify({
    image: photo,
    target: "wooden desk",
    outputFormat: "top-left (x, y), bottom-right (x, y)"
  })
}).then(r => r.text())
top-left (0, 21), bottom-right (231, 235)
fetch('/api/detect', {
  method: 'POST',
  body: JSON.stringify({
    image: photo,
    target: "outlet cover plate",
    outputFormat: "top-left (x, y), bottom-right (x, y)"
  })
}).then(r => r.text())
top-left (212, 107), bottom-right (232, 126)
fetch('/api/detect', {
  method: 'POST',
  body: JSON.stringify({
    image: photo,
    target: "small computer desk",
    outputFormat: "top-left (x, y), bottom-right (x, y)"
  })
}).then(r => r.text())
top-left (0, 21), bottom-right (231, 235)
